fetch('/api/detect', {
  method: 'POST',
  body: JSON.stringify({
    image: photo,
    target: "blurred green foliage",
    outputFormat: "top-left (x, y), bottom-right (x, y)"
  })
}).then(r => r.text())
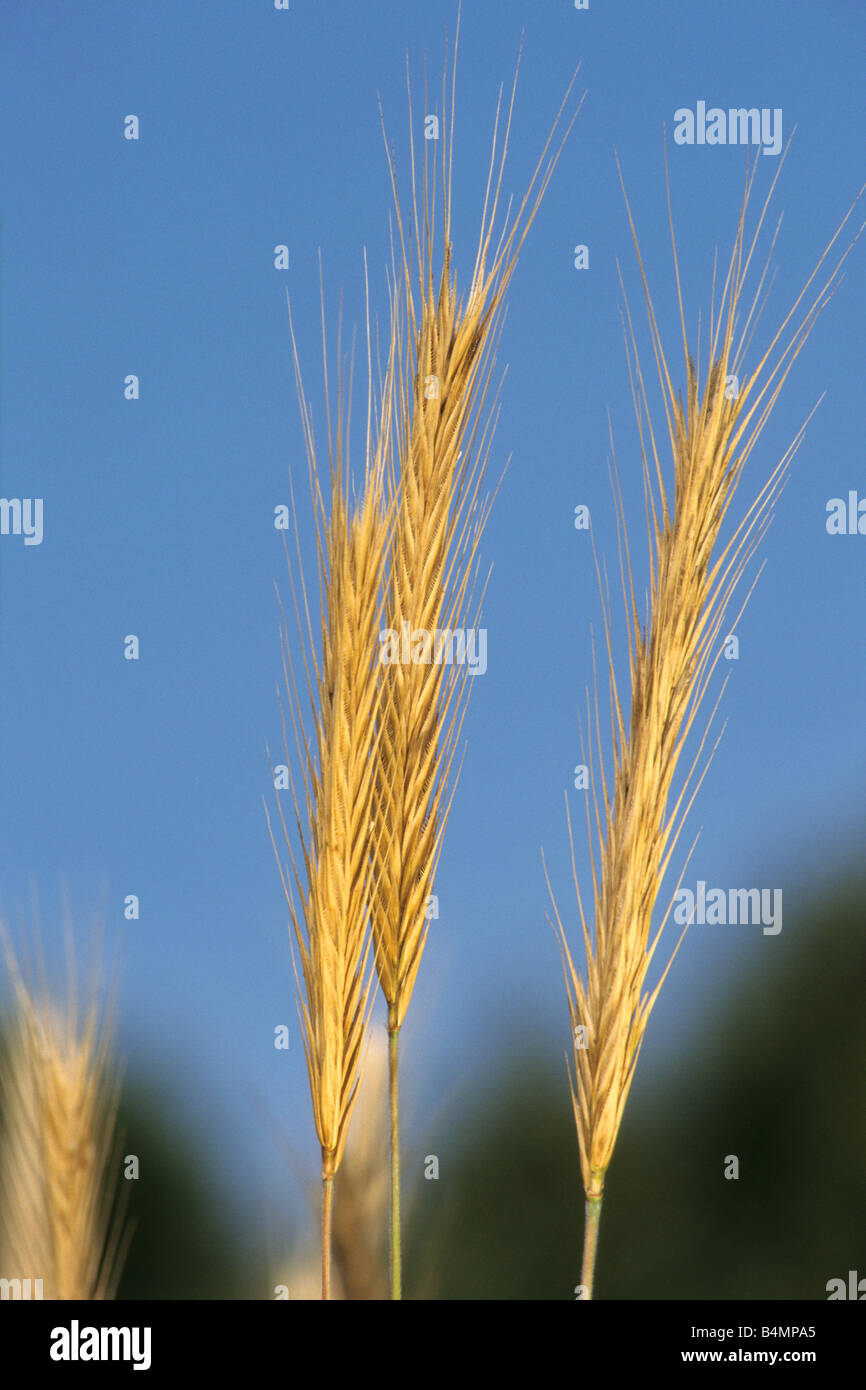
top-left (114, 1084), bottom-right (253, 1299)
top-left (407, 870), bottom-right (866, 1299)
top-left (3, 869), bottom-right (864, 1299)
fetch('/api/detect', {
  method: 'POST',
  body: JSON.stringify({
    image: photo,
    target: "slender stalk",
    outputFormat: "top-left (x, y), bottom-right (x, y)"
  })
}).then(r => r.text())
top-left (321, 1176), bottom-right (334, 1301)
top-left (388, 1007), bottom-right (402, 1300)
top-left (580, 1194), bottom-right (603, 1299)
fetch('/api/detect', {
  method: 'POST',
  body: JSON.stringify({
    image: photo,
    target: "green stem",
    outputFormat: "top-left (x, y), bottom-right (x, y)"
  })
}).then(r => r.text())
top-left (580, 1193), bottom-right (603, 1299)
top-left (388, 1008), bottom-right (402, 1300)
top-left (322, 1175), bottom-right (334, 1301)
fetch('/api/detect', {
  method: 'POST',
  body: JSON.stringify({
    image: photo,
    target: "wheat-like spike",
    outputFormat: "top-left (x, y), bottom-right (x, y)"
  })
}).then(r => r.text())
top-left (265, 266), bottom-right (399, 1299)
top-left (372, 28), bottom-right (583, 1031)
top-left (546, 151), bottom-right (864, 1297)
top-left (371, 33), bottom-right (581, 1299)
top-left (0, 926), bottom-right (126, 1301)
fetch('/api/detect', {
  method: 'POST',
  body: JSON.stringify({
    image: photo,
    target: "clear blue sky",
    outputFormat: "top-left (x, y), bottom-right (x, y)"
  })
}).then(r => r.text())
top-left (1, 1), bottom-right (864, 1240)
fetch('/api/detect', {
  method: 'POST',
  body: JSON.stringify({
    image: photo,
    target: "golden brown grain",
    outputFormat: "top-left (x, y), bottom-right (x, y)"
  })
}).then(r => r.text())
top-left (372, 34), bottom-right (582, 1033)
top-left (372, 34), bottom-right (582, 1297)
top-left (0, 928), bottom-right (126, 1300)
top-left (266, 272), bottom-right (399, 1298)
top-left (546, 150), bottom-right (863, 1296)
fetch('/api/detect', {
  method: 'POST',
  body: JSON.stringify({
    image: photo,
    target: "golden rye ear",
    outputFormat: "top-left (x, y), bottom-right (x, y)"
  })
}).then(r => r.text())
top-left (0, 919), bottom-right (128, 1301)
top-left (265, 264), bottom-right (400, 1300)
top-left (371, 33), bottom-right (582, 1297)
top-left (372, 37), bottom-right (582, 1028)
top-left (546, 150), bottom-right (864, 1299)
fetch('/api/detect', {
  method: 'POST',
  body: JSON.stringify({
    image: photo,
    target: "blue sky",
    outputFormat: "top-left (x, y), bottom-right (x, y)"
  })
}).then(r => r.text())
top-left (1, 1), bottom-right (864, 1242)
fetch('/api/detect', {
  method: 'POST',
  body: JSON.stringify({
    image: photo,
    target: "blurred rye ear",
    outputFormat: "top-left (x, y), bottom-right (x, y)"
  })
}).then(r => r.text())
top-left (373, 30), bottom-right (582, 1298)
top-left (266, 266), bottom-right (399, 1300)
top-left (0, 920), bottom-right (128, 1300)
top-left (271, 1033), bottom-right (389, 1300)
top-left (545, 148), bottom-right (864, 1299)
top-left (331, 1031), bottom-right (389, 1300)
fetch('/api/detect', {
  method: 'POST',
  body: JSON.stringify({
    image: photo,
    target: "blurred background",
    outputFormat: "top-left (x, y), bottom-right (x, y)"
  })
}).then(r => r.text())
top-left (0, 1), bottom-right (863, 1297)
top-left (4, 867), bottom-right (863, 1298)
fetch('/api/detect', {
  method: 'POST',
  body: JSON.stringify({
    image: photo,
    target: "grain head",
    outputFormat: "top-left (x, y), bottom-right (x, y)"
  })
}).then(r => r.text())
top-left (373, 31), bottom-right (583, 1029)
top-left (0, 924), bottom-right (126, 1300)
top-left (547, 150), bottom-right (863, 1204)
top-left (267, 272), bottom-right (399, 1185)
